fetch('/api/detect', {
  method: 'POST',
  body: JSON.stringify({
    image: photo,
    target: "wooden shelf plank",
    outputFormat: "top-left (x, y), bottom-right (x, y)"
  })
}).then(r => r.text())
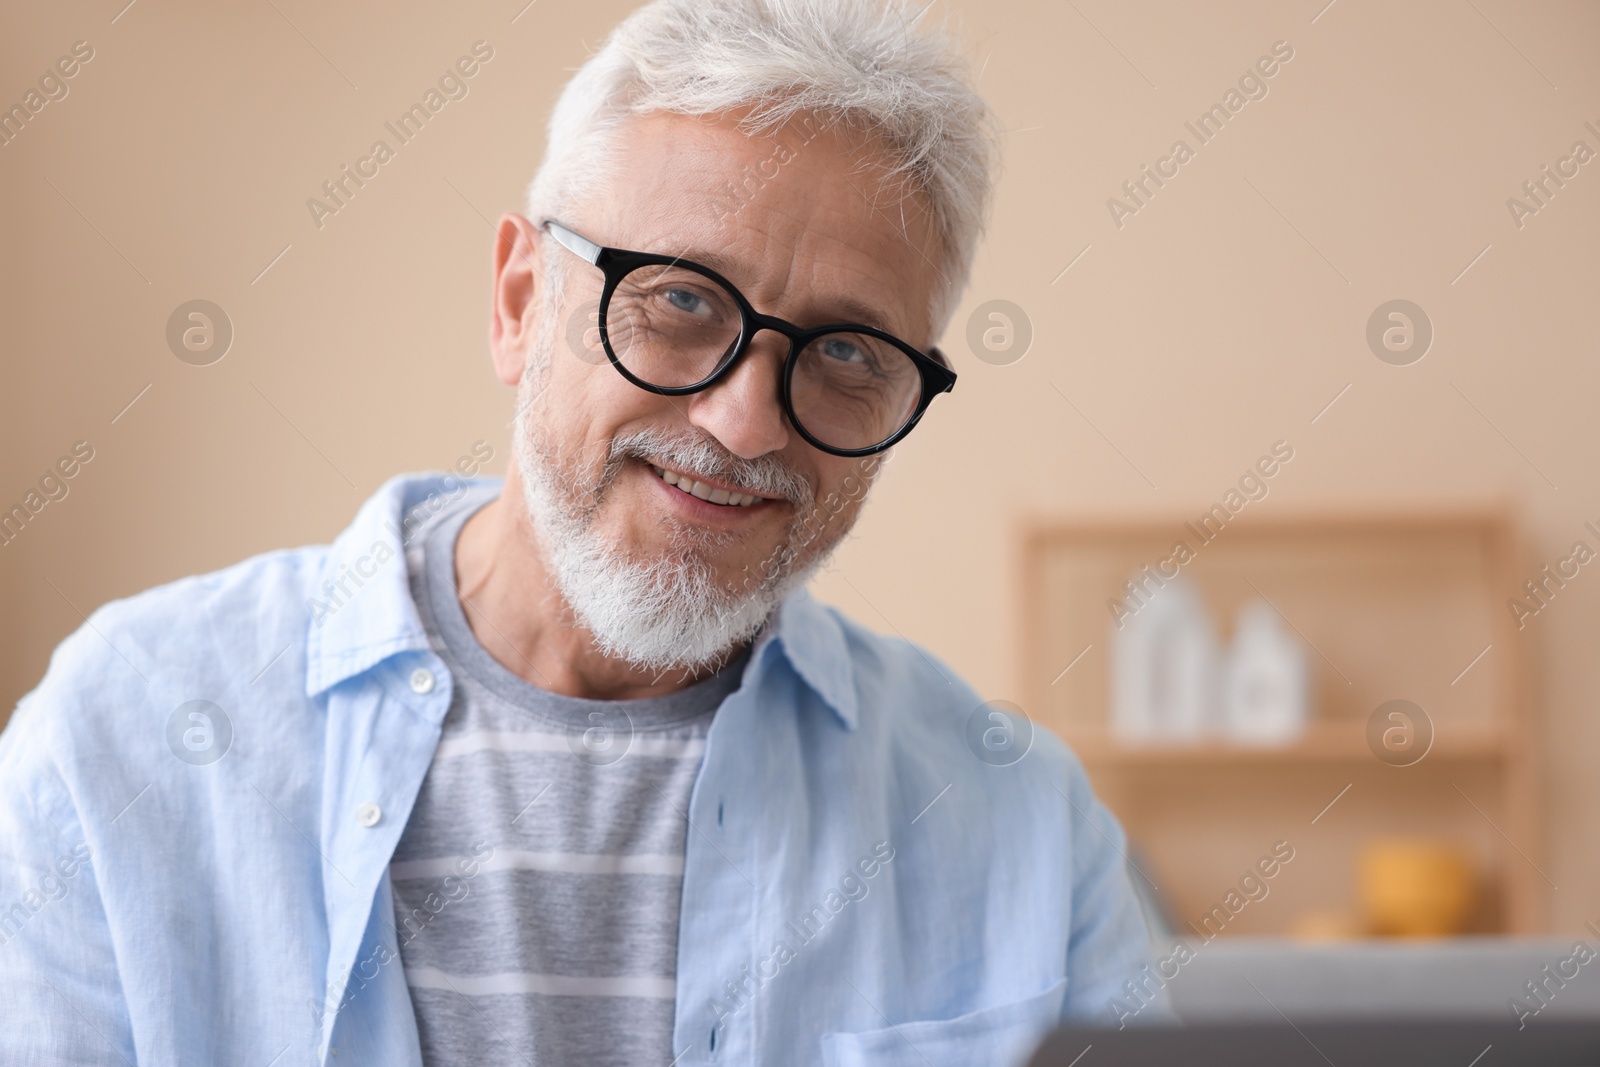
top-left (1063, 722), bottom-right (1507, 765)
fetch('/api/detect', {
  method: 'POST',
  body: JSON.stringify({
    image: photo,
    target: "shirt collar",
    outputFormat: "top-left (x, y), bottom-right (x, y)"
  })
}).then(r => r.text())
top-left (304, 473), bottom-right (859, 730)
top-left (304, 472), bottom-right (456, 698)
top-left (748, 576), bottom-right (860, 731)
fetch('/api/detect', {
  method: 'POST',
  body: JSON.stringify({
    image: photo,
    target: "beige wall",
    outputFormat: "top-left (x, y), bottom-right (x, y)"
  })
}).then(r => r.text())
top-left (2, 2), bottom-right (1596, 932)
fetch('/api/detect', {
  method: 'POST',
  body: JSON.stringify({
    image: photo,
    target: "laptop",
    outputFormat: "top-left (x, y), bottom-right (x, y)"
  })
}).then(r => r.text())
top-left (1028, 1019), bottom-right (1600, 1066)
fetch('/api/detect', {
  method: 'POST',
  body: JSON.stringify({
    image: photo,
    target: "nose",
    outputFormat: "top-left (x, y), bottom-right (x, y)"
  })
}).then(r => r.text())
top-left (684, 329), bottom-right (792, 459)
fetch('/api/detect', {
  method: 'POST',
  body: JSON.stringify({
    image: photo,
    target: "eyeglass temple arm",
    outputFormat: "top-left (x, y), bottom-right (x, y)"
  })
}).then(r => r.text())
top-left (541, 219), bottom-right (602, 265)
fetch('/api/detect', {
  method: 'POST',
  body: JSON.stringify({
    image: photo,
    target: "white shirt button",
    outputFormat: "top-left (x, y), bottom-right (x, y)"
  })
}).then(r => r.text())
top-left (409, 667), bottom-right (435, 694)
top-left (355, 802), bottom-right (382, 828)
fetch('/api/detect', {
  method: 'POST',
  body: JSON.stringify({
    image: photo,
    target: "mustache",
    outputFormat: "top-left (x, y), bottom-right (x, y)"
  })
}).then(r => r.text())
top-left (605, 427), bottom-right (814, 509)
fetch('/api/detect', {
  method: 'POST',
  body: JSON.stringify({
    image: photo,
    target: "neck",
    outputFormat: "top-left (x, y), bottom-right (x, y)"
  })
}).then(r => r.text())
top-left (451, 463), bottom-right (750, 700)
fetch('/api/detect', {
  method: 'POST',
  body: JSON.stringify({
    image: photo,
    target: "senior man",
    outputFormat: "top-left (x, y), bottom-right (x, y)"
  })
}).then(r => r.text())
top-left (0, 0), bottom-right (1167, 1064)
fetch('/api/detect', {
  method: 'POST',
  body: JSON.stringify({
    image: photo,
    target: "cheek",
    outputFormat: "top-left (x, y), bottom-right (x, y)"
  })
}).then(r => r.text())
top-left (538, 358), bottom-right (641, 452)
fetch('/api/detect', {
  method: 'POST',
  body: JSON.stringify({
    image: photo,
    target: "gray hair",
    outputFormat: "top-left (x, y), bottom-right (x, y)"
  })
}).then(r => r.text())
top-left (525, 0), bottom-right (999, 339)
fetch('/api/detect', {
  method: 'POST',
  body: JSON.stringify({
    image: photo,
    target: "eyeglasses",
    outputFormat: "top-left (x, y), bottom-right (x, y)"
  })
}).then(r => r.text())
top-left (539, 218), bottom-right (956, 458)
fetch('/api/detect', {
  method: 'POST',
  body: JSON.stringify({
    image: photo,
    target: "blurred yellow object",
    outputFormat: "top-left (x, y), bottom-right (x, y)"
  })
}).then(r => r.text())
top-left (1285, 908), bottom-right (1365, 942)
top-left (1360, 838), bottom-right (1476, 938)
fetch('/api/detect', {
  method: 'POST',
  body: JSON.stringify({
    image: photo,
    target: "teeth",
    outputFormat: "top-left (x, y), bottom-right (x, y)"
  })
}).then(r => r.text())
top-left (651, 465), bottom-right (762, 507)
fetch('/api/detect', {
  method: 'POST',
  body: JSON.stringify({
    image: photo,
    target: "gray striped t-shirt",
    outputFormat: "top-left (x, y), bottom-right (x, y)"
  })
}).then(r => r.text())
top-left (391, 485), bottom-right (750, 1065)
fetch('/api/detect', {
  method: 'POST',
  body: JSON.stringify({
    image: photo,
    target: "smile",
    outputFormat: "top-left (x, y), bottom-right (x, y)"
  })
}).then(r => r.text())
top-left (649, 464), bottom-right (766, 507)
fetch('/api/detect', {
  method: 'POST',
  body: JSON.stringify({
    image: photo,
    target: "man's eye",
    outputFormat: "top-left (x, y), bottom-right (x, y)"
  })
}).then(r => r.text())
top-left (822, 337), bottom-right (864, 363)
top-left (665, 289), bottom-right (707, 315)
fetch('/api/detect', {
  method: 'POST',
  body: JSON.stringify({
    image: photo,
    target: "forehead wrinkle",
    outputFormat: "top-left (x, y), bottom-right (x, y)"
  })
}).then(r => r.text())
top-left (779, 185), bottom-right (931, 310)
top-left (838, 171), bottom-right (948, 295)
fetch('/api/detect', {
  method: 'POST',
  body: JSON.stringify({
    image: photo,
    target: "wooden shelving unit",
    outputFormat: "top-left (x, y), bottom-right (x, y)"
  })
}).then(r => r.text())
top-left (1016, 506), bottom-right (1541, 937)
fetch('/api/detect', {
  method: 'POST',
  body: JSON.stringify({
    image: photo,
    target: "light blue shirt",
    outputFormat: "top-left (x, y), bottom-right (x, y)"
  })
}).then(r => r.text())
top-left (0, 473), bottom-right (1167, 1066)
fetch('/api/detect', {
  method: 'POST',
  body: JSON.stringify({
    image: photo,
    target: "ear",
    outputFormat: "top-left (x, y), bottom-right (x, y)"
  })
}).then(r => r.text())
top-left (489, 213), bottom-right (546, 387)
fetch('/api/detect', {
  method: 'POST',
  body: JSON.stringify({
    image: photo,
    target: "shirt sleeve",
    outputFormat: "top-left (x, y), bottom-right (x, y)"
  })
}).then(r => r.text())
top-left (1058, 754), bottom-right (1179, 1027)
top-left (0, 691), bottom-right (137, 1066)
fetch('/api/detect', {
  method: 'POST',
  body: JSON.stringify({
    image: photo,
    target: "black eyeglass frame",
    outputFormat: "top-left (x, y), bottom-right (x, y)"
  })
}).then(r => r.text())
top-left (539, 218), bottom-right (956, 458)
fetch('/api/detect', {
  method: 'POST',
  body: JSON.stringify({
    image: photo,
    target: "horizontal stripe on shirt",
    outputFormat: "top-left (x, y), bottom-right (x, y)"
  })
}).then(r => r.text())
top-left (433, 730), bottom-right (708, 762)
top-left (390, 850), bottom-right (685, 880)
top-left (404, 966), bottom-right (676, 1000)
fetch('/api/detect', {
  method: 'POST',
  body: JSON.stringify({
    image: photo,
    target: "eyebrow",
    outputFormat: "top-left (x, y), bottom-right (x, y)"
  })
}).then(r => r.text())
top-left (669, 245), bottom-right (907, 338)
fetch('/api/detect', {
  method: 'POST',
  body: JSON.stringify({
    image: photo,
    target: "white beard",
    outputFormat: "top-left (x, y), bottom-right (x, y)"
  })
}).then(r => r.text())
top-left (510, 290), bottom-right (863, 677)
